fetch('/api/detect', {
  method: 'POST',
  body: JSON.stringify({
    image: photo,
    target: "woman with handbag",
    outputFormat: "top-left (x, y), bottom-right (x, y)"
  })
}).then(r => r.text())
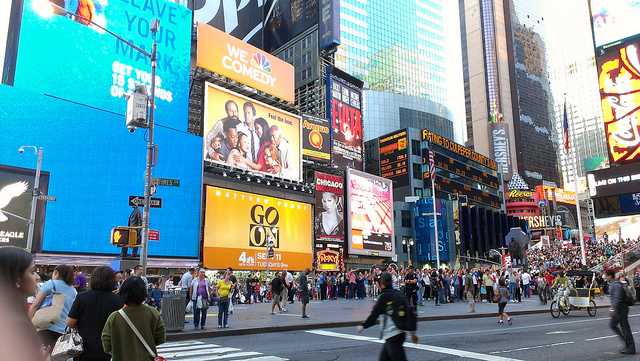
top-left (216, 272), bottom-right (233, 328)
top-left (189, 269), bottom-right (212, 330)
top-left (29, 264), bottom-right (78, 353)
top-left (67, 266), bottom-right (124, 361)
top-left (102, 277), bottom-right (166, 361)
top-left (0, 246), bottom-right (44, 361)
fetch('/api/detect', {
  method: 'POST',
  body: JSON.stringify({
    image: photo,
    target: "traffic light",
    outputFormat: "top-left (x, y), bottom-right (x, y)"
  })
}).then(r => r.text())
top-left (110, 226), bottom-right (139, 247)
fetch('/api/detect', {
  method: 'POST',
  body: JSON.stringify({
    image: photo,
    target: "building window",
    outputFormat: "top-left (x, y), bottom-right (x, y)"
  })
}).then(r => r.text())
top-left (412, 163), bottom-right (422, 180)
top-left (401, 210), bottom-right (412, 228)
top-left (411, 139), bottom-right (421, 156)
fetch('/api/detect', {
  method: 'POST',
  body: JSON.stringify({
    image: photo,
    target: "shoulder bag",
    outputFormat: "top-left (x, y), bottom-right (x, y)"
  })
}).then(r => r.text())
top-left (50, 327), bottom-right (83, 361)
top-left (118, 309), bottom-right (166, 361)
top-left (32, 281), bottom-right (65, 331)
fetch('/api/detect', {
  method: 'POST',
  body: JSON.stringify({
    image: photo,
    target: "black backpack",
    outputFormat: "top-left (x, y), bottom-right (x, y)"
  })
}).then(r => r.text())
top-left (388, 290), bottom-right (417, 332)
top-left (623, 285), bottom-right (636, 306)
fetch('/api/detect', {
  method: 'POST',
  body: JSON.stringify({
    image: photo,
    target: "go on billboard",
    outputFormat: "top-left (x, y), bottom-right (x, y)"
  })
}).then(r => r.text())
top-left (203, 186), bottom-right (313, 271)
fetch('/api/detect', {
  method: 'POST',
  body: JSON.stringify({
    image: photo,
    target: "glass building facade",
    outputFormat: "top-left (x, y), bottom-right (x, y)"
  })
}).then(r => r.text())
top-left (334, 0), bottom-right (463, 142)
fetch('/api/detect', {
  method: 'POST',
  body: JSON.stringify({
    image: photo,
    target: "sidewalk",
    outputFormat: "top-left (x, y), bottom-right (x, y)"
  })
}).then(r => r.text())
top-left (167, 295), bottom-right (611, 341)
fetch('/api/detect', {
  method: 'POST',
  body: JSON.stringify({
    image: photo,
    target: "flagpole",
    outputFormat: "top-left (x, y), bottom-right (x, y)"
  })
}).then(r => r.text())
top-left (565, 100), bottom-right (586, 266)
top-left (429, 150), bottom-right (441, 269)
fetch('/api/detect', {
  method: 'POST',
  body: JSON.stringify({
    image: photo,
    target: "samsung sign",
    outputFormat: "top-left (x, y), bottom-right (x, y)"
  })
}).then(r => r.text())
top-left (587, 162), bottom-right (640, 198)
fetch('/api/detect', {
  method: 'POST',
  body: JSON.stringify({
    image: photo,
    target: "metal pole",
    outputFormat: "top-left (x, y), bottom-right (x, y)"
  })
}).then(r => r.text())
top-left (408, 242), bottom-right (412, 266)
top-left (431, 175), bottom-right (440, 269)
top-left (26, 147), bottom-right (43, 252)
top-left (140, 21), bottom-right (159, 275)
top-left (566, 103), bottom-right (586, 266)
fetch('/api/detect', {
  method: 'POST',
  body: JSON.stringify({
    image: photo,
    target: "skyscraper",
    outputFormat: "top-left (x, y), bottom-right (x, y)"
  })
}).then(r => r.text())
top-left (460, 0), bottom-right (560, 187)
top-left (335, 0), bottom-right (464, 142)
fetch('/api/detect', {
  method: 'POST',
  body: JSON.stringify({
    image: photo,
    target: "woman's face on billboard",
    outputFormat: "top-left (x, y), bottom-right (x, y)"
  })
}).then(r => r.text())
top-left (322, 192), bottom-right (338, 212)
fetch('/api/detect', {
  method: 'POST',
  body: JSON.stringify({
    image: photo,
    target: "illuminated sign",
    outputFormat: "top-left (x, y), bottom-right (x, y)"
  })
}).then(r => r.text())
top-left (422, 129), bottom-right (497, 170)
top-left (190, 0), bottom-right (265, 47)
top-left (314, 172), bottom-right (345, 245)
top-left (508, 189), bottom-right (534, 200)
top-left (490, 122), bottom-right (512, 178)
top-left (317, 249), bottom-right (340, 271)
top-left (526, 215), bottom-right (562, 230)
top-left (425, 150), bottom-right (499, 189)
top-left (302, 115), bottom-right (331, 162)
top-left (203, 186), bottom-right (313, 271)
top-left (328, 67), bottom-right (363, 170)
top-left (379, 129), bottom-right (409, 186)
top-left (587, 162), bottom-right (640, 197)
top-left (196, 23), bottom-right (295, 102)
top-left (590, 0), bottom-right (640, 49)
top-left (596, 40), bottom-right (640, 165)
top-left (346, 169), bottom-right (394, 257)
top-left (536, 186), bottom-right (577, 205)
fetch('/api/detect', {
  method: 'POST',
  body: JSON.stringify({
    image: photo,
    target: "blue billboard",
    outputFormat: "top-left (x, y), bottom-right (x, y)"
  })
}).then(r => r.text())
top-left (0, 85), bottom-right (202, 258)
top-left (414, 198), bottom-right (450, 263)
top-left (14, 0), bottom-right (191, 131)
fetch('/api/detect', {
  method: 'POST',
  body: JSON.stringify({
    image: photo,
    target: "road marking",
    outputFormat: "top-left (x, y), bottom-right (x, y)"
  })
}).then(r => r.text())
top-left (161, 346), bottom-right (241, 358)
top-left (159, 341), bottom-right (289, 361)
top-left (158, 341), bottom-right (205, 349)
top-left (585, 330), bottom-right (640, 341)
top-left (158, 344), bottom-right (221, 352)
top-left (307, 330), bottom-right (524, 361)
top-left (545, 330), bottom-right (573, 334)
top-left (274, 313), bottom-right (303, 317)
top-left (490, 342), bottom-right (574, 354)
top-left (177, 352), bottom-right (264, 361)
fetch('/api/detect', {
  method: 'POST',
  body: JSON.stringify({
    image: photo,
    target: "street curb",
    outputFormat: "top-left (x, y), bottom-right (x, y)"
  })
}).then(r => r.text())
top-left (166, 304), bottom-right (611, 341)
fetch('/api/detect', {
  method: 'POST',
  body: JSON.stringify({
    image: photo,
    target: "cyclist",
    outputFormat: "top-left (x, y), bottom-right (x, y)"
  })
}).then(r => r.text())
top-left (552, 270), bottom-right (569, 290)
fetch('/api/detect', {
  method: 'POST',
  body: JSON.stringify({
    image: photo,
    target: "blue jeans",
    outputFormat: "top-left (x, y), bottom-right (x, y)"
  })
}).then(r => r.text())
top-left (218, 299), bottom-right (229, 327)
top-left (523, 284), bottom-right (530, 298)
top-left (193, 300), bottom-right (207, 328)
top-left (509, 283), bottom-right (516, 300)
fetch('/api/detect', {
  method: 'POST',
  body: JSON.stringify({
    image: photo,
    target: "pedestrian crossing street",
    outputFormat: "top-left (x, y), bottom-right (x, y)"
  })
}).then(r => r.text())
top-left (158, 340), bottom-right (289, 361)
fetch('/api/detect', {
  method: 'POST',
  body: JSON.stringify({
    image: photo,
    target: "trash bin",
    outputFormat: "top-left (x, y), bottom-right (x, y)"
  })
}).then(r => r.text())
top-left (161, 289), bottom-right (186, 332)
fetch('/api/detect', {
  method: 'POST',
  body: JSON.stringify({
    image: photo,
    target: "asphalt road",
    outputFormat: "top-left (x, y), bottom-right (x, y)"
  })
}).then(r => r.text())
top-left (159, 306), bottom-right (640, 361)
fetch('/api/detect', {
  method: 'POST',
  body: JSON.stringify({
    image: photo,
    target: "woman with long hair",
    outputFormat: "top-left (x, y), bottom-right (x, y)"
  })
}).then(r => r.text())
top-left (215, 271), bottom-right (233, 328)
top-left (315, 192), bottom-right (343, 237)
top-left (29, 264), bottom-right (78, 353)
top-left (227, 132), bottom-right (261, 171)
top-left (67, 266), bottom-right (124, 361)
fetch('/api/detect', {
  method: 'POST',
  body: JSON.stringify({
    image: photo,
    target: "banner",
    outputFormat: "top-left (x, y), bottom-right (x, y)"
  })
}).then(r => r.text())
top-left (597, 40), bottom-right (640, 165)
top-left (490, 122), bottom-right (512, 178)
top-left (590, 0), bottom-right (640, 50)
top-left (346, 169), bottom-right (394, 257)
top-left (314, 172), bottom-right (344, 245)
top-left (190, 0), bottom-right (264, 47)
top-left (328, 69), bottom-right (363, 170)
top-left (414, 198), bottom-right (450, 262)
top-left (197, 23), bottom-right (294, 102)
top-left (203, 186), bottom-right (313, 270)
top-left (14, 0), bottom-right (191, 130)
top-left (595, 215), bottom-right (640, 243)
top-left (203, 83), bottom-right (302, 182)
top-left (302, 115), bottom-right (330, 162)
top-left (379, 129), bottom-right (409, 187)
top-left (0, 165), bottom-right (49, 249)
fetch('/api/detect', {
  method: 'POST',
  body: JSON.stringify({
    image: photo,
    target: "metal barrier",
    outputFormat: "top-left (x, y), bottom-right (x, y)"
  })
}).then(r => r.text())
top-left (161, 289), bottom-right (186, 332)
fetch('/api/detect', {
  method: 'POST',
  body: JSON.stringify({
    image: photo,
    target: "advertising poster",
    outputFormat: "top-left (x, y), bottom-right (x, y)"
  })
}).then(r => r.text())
top-left (597, 40), bottom-right (640, 165)
top-left (203, 186), bottom-right (313, 270)
top-left (0, 165), bottom-right (49, 249)
top-left (346, 169), bottom-right (394, 257)
top-left (328, 69), bottom-right (364, 170)
top-left (264, 0), bottom-right (318, 52)
top-left (414, 198), bottom-right (450, 263)
top-left (302, 115), bottom-right (330, 162)
top-left (203, 83), bottom-right (302, 182)
top-left (379, 129), bottom-right (409, 187)
top-left (319, 0), bottom-right (340, 49)
top-left (314, 171), bottom-right (344, 245)
top-left (490, 122), bottom-right (512, 179)
top-left (595, 214), bottom-right (640, 242)
top-left (590, 0), bottom-right (640, 49)
top-left (197, 23), bottom-right (294, 102)
top-left (190, 0), bottom-right (264, 47)
top-left (587, 161), bottom-right (640, 198)
top-left (14, 0), bottom-right (191, 130)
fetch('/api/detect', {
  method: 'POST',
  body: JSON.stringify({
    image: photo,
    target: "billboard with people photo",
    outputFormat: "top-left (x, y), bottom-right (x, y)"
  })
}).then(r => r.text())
top-left (203, 83), bottom-right (302, 182)
top-left (314, 172), bottom-right (344, 245)
top-left (327, 67), bottom-right (363, 170)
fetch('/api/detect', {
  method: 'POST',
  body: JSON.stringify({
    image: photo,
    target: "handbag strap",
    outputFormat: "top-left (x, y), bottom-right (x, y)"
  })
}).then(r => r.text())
top-left (118, 309), bottom-right (156, 358)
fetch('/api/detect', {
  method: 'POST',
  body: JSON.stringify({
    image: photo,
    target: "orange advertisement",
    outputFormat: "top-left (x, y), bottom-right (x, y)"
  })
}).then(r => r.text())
top-left (203, 186), bottom-right (313, 271)
top-left (196, 23), bottom-right (295, 103)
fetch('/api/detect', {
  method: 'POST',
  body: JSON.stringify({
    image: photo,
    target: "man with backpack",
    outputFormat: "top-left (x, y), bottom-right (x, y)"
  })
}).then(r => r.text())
top-left (606, 269), bottom-right (636, 354)
top-left (357, 272), bottom-right (418, 361)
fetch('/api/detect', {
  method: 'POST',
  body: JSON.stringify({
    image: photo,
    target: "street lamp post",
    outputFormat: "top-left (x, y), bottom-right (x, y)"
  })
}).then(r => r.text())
top-left (18, 146), bottom-right (43, 253)
top-left (402, 238), bottom-right (415, 266)
top-left (44, 1), bottom-right (159, 274)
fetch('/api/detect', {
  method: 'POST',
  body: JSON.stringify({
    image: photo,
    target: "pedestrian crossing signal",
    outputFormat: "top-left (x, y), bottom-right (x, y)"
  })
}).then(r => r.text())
top-left (110, 226), bottom-right (139, 247)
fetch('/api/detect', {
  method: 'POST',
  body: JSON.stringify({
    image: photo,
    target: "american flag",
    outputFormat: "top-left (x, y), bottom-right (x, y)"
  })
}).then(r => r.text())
top-left (428, 150), bottom-right (435, 179)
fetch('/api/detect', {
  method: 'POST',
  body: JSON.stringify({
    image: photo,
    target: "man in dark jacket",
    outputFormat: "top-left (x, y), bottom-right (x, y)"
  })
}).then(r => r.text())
top-left (357, 272), bottom-right (418, 361)
top-left (606, 269), bottom-right (636, 354)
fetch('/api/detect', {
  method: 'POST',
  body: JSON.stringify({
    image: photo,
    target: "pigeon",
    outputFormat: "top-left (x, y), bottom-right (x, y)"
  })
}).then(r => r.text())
top-left (0, 181), bottom-right (29, 222)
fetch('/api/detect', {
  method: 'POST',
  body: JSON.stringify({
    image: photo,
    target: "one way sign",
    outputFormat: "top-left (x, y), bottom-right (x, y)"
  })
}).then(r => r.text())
top-left (128, 196), bottom-right (162, 208)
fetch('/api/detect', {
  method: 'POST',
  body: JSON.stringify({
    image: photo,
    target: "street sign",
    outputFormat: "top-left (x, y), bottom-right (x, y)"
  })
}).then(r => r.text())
top-left (148, 229), bottom-right (160, 241)
top-left (128, 196), bottom-right (162, 208)
top-left (152, 178), bottom-right (180, 187)
top-left (37, 194), bottom-right (56, 202)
